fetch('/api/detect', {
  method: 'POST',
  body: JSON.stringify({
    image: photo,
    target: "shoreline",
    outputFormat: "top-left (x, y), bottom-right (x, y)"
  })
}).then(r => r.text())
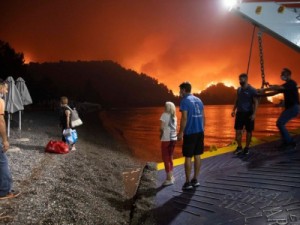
top-left (0, 109), bottom-right (154, 224)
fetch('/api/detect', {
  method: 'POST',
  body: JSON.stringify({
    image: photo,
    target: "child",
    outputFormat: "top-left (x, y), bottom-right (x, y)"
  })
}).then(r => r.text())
top-left (59, 96), bottom-right (76, 151)
top-left (160, 101), bottom-right (177, 186)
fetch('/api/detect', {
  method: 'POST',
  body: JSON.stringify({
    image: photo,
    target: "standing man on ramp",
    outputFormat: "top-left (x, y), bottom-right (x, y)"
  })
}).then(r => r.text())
top-left (178, 82), bottom-right (205, 190)
top-left (231, 73), bottom-right (258, 155)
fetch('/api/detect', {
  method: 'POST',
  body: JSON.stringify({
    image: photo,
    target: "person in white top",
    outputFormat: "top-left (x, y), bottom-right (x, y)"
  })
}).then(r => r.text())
top-left (160, 101), bottom-right (177, 186)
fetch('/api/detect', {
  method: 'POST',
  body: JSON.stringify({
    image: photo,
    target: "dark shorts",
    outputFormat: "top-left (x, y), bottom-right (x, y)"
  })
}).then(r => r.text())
top-left (234, 111), bottom-right (254, 132)
top-left (182, 132), bottom-right (204, 158)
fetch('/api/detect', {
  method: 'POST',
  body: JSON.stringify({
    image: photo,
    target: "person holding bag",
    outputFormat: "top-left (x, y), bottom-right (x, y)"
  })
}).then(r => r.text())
top-left (160, 101), bottom-right (177, 186)
top-left (59, 96), bottom-right (76, 151)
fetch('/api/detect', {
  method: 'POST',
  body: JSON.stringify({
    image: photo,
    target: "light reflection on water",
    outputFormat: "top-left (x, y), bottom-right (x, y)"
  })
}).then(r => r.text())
top-left (100, 105), bottom-right (300, 162)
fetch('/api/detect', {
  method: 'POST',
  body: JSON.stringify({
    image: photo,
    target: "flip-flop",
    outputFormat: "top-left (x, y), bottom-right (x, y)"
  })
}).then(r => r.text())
top-left (0, 191), bottom-right (21, 200)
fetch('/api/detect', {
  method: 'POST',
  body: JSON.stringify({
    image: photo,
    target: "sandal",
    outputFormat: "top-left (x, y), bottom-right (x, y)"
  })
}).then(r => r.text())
top-left (0, 191), bottom-right (21, 200)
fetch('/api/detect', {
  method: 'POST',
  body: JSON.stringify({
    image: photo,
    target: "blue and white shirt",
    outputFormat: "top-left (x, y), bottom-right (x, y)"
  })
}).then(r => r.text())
top-left (180, 94), bottom-right (204, 135)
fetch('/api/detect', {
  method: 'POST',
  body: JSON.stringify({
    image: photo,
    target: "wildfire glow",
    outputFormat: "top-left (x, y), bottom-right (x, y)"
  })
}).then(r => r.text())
top-left (267, 94), bottom-right (283, 104)
top-left (206, 81), bottom-right (236, 88)
top-left (24, 54), bottom-right (32, 64)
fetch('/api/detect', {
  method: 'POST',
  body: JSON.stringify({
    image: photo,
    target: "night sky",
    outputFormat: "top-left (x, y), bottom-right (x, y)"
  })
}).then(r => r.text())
top-left (1, 0), bottom-right (299, 93)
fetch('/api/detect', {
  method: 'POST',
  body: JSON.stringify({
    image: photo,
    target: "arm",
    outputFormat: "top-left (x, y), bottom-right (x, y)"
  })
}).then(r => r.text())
top-left (177, 111), bottom-right (187, 140)
top-left (231, 97), bottom-right (238, 117)
top-left (65, 110), bottom-right (71, 128)
top-left (160, 121), bottom-right (165, 140)
top-left (0, 115), bottom-right (9, 152)
top-left (203, 109), bottom-right (205, 130)
top-left (257, 85), bottom-right (283, 97)
top-left (251, 97), bottom-right (259, 120)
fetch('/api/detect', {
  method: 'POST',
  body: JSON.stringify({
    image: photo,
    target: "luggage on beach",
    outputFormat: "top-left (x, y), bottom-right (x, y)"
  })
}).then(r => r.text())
top-left (45, 140), bottom-right (69, 154)
top-left (66, 106), bottom-right (83, 127)
top-left (63, 128), bottom-right (78, 145)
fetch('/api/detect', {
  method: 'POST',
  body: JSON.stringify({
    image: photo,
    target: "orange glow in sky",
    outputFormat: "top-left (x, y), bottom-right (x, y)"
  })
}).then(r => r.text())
top-left (0, 0), bottom-right (299, 93)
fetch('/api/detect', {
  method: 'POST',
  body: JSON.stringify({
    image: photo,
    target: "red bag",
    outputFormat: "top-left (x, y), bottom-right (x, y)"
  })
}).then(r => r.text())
top-left (45, 140), bottom-right (69, 154)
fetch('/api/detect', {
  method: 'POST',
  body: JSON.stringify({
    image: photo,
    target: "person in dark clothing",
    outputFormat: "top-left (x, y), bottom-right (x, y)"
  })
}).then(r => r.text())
top-left (59, 96), bottom-right (76, 151)
top-left (260, 68), bottom-right (300, 148)
top-left (231, 74), bottom-right (258, 155)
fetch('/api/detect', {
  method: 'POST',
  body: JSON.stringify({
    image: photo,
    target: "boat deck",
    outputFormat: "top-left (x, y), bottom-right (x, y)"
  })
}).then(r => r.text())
top-left (154, 135), bottom-right (300, 225)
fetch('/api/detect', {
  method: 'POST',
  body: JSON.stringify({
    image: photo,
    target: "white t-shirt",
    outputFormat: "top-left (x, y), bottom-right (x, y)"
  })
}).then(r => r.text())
top-left (160, 112), bottom-right (177, 141)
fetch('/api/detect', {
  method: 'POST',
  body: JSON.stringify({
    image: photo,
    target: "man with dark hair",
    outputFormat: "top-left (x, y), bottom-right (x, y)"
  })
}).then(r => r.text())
top-left (0, 79), bottom-right (20, 200)
top-left (231, 73), bottom-right (258, 155)
top-left (178, 82), bottom-right (205, 190)
top-left (260, 68), bottom-right (299, 148)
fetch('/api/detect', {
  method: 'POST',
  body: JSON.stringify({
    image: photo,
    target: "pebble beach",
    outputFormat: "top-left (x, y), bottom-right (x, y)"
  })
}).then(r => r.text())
top-left (0, 109), bottom-right (157, 225)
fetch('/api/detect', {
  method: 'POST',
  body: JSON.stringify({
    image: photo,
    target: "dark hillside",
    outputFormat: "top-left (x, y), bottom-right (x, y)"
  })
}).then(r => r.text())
top-left (27, 61), bottom-right (178, 107)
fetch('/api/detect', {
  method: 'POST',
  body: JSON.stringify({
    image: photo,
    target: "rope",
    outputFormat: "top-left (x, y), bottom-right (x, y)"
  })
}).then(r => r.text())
top-left (246, 25), bottom-right (256, 75)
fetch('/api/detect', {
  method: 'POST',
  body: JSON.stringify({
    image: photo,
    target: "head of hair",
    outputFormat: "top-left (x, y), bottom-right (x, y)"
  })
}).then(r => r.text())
top-left (165, 101), bottom-right (176, 118)
top-left (239, 73), bottom-right (248, 79)
top-left (282, 68), bottom-right (292, 76)
top-left (60, 96), bottom-right (68, 105)
top-left (179, 82), bottom-right (192, 93)
top-left (0, 79), bottom-right (5, 86)
top-left (0, 79), bottom-right (7, 91)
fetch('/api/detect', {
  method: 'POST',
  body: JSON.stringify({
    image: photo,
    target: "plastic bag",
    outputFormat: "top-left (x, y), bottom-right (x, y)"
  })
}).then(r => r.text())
top-left (45, 140), bottom-right (69, 154)
top-left (63, 128), bottom-right (78, 145)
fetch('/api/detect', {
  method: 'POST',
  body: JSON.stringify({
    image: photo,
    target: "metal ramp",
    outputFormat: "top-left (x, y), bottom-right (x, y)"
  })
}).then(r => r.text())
top-left (232, 1), bottom-right (300, 52)
top-left (154, 137), bottom-right (300, 225)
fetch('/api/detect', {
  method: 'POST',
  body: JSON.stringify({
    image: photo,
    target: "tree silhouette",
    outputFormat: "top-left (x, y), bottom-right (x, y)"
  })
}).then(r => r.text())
top-left (0, 40), bottom-right (26, 78)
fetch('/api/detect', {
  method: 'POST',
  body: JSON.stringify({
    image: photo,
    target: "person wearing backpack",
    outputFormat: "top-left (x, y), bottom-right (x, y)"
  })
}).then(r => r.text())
top-left (59, 96), bottom-right (76, 151)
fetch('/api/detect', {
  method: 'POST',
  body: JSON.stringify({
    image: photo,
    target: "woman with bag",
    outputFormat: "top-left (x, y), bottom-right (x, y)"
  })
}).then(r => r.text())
top-left (160, 101), bottom-right (177, 186)
top-left (59, 96), bottom-right (76, 151)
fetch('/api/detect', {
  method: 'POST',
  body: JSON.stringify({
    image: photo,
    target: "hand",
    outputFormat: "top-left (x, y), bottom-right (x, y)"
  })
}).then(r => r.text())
top-left (2, 140), bottom-right (9, 152)
top-left (231, 111), bottom-right (235, 117)
top-left (177, 132), bottom-right (183, 141)
top-left (250, 114), bottom-right (256, 121)
top-left (257, 89), bottom-right (265, 95)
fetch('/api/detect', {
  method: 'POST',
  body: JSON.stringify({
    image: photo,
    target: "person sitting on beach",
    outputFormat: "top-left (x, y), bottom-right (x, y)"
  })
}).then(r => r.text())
top-left (259, 68), bottom-right (299, 149)
top-left (177, 82), bottom-right (205, 190)
top-left (0, 79), bottom-right (20, 200)
top-left (231, 73), bottom-right (258, 155)
top-left (59, 96), bottom-right (76, 151)
top-left (160, 101), bottom-right (177, 186)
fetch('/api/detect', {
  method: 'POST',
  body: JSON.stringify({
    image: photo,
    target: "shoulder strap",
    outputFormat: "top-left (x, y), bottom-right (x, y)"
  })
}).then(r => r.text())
top-left (65, 105), bottom-right (73, 112)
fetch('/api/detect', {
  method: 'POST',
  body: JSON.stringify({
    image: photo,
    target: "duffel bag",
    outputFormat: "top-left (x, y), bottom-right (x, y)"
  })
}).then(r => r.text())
top-left (45, 140), bottom-right (69, 154)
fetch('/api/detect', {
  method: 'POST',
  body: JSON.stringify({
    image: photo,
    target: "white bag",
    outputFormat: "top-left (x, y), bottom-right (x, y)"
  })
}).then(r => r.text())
top-left (66, 106), bottom-right (83, 127)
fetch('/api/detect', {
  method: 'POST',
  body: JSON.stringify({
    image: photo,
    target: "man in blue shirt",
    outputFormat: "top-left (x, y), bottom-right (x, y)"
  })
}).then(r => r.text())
top-left (178, 82), bottom-right (205, 190)
top-left (231, 74), bottom-right (258, 155)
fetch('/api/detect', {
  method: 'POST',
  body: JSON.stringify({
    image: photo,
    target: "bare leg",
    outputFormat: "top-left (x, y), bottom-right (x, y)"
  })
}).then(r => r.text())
top-left (193, 155), bottom-right (201, 180)
top-left (235, 130), bottom-right (243, 147)
top-left (184, 157), bottom-right (192, 182)
top-left (166, 171), bottom-right (173, 180)
top-left (246, 131), bottom-right (252, 148)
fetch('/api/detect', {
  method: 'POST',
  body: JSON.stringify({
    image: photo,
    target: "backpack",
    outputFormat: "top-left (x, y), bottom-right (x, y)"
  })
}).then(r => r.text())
top-left (66, 106), bottom-right (83, 127)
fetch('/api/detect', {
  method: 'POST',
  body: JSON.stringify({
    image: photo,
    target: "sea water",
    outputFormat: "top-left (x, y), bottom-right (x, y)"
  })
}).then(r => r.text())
top-left (100, 105), bottom-right (300, 162)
